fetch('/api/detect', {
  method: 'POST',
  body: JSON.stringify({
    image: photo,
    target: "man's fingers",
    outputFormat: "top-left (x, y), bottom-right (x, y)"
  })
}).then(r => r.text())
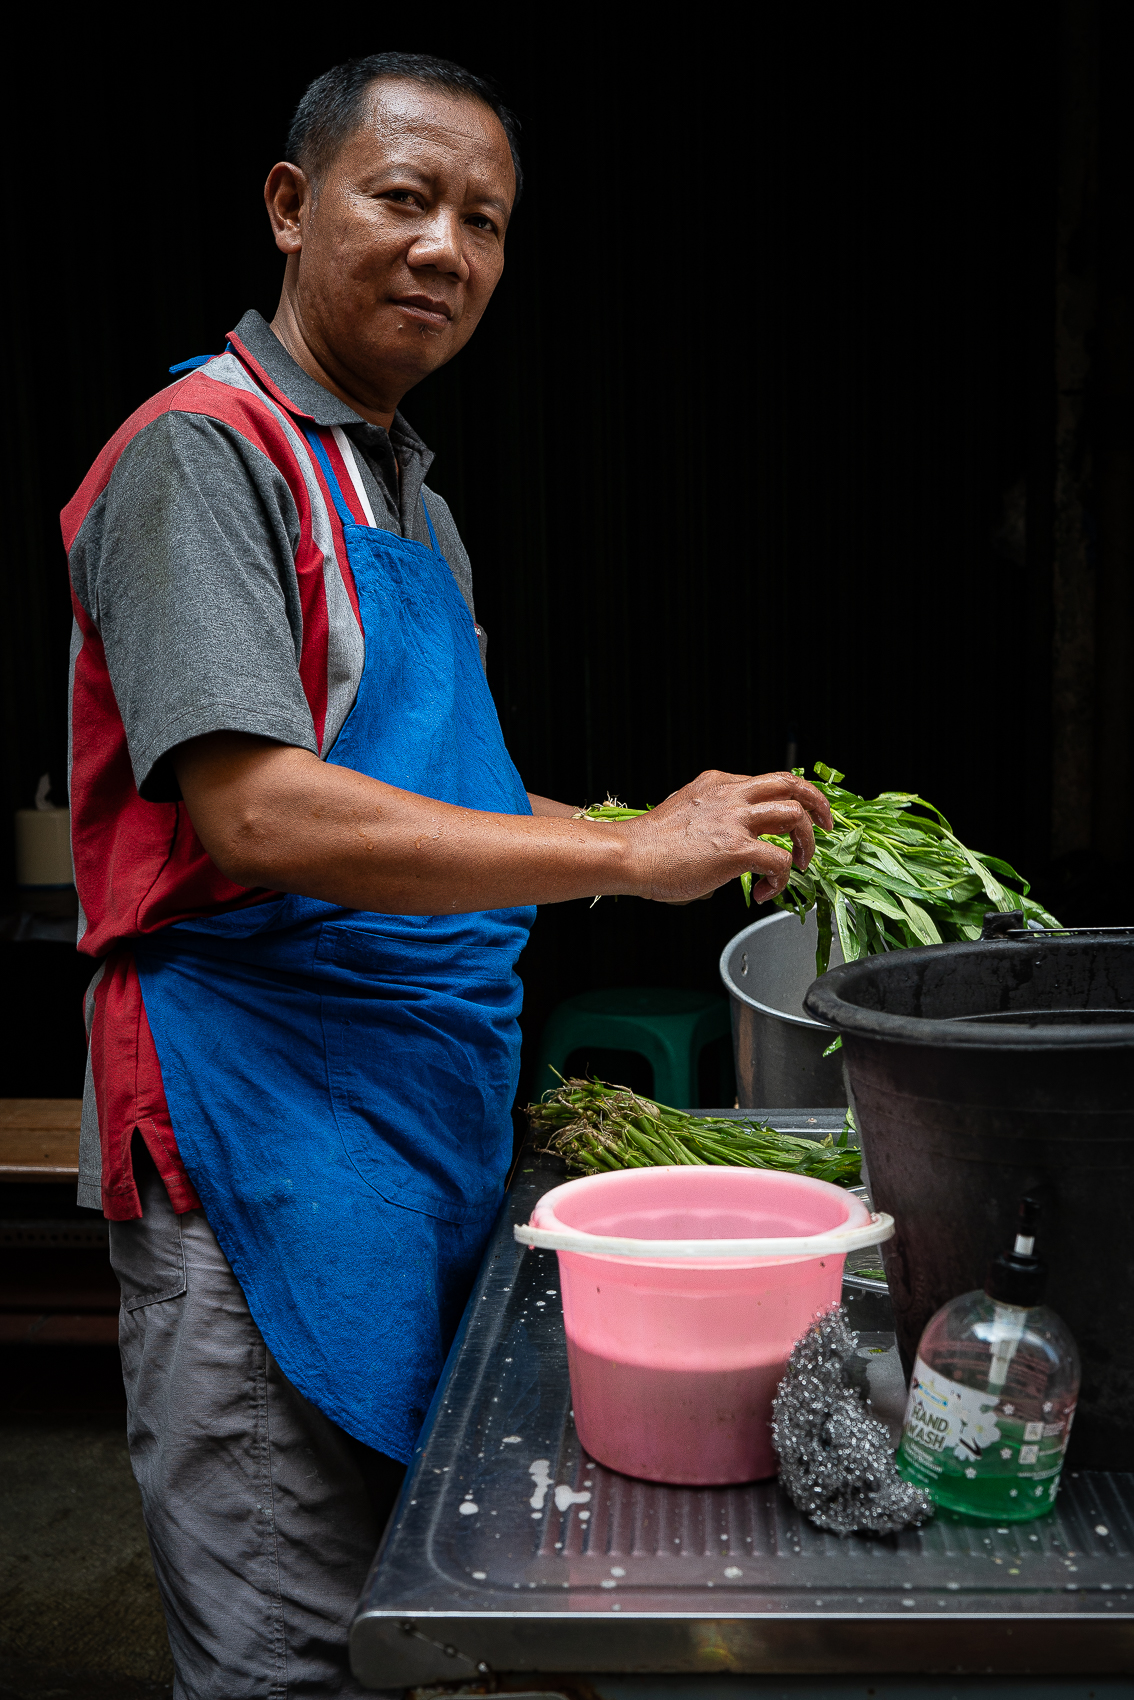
top-left (746, 797), bottom-right (813, 851)
top-left (788, 811), bottom-right (816, 870)
top-left (657, 770), bottom-right (833, 836)
top-left (739, 772), bottom-right (833, 833)
top-left (744, 797), bottom-right (816, 868)
top-left (795, 777), bottom-right (833, 832)
top-left (744, 840), bottom-right (792, 903)
top-left (748, 867), bottom-right (791, 902)
top-left (660, 770), bottom-right (752, 803)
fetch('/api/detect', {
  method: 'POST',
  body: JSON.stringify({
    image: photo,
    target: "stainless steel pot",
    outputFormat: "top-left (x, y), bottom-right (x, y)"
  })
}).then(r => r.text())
top-left (719, 908), bottom-right (845, 1107)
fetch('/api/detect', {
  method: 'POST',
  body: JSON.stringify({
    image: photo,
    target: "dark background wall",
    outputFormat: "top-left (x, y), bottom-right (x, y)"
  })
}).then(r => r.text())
top-left (2, 1), bottom-right (1131, 1100)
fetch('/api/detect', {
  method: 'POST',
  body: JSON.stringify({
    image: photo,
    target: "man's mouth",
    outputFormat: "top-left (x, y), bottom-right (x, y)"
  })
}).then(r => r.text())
top-left (391, 294), bottom-right (453, 327)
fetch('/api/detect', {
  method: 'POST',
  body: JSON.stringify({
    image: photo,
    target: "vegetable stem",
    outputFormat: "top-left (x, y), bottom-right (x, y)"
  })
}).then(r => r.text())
top-left (525, 1076), bottom-right (861, 1185)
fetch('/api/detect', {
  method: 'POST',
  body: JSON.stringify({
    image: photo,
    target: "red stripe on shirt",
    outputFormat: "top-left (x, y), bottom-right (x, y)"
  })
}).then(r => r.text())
top-left (90, 951), bottom-right (202, 1219)
top-left (66, 354), bottom-right (355, 1216)
top-left (322, 431), bottom-right (370, 524)
top-left (69, 599), bottom-right (269, 958)
top-left (226, 331), bottom-right (365, 634)
top-left (295, 432), bottom-right (369, 752)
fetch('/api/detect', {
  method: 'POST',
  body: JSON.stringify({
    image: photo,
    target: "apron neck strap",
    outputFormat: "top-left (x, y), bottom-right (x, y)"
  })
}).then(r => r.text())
top-left (302, 425), bottom-right (439, 553)
top-left (302, 427), bottom-right (361, 529)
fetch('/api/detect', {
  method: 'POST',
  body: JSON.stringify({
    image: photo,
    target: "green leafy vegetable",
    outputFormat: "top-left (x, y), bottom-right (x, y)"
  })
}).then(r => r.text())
top-left (526, 1075), bottom-right (861, 1186)
top-left (583, 766), bottom-right (1059, 975)
top-left (754, 762), bottom-right (1060, 972)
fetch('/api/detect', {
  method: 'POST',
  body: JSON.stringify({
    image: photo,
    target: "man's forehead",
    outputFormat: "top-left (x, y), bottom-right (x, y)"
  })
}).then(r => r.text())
top-left (353, 80), bottom-right (512, 169)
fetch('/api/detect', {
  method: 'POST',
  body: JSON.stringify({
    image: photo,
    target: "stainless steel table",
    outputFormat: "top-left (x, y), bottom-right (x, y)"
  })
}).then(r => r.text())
top-left (351, 1119), bottom-right (1134, 1688)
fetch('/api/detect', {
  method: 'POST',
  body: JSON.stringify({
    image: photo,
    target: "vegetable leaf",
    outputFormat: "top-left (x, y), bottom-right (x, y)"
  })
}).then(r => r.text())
top-left (582, 766), bottom-right (1059, 975)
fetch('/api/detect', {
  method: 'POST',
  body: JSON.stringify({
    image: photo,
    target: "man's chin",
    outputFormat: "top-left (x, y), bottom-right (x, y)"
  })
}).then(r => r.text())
top-left (373, 326), bottom-right (465, 385)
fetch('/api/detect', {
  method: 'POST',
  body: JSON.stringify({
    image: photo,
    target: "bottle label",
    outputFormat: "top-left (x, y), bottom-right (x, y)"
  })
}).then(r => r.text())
top-left (897, 1357), bottom-right (1073, 1517)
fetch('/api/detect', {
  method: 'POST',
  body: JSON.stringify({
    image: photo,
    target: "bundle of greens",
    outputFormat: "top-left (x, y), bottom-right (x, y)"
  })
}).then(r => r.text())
top-left (582, 763), bottom-right (1059, 974)
top-left (527, 1076), bottom-right (861, 1186)
top-left (753, 762), bottom-right (1059, 973)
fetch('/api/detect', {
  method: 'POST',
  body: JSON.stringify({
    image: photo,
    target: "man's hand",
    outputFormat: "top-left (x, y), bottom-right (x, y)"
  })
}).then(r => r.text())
top-left (172, 734), bottom-right (830, 914)
top-left (616, 770), bottom-right (832, 904)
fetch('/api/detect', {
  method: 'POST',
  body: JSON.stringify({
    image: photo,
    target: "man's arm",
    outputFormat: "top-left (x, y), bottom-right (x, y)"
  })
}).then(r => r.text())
top-left (173, 733), bottom-right (832, 913)
top-left (526, 793), bottom-right (580, 819)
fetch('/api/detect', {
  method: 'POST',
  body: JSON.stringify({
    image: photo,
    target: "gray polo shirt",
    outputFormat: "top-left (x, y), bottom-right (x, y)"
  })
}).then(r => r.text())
top-left (67, 308), bottom-right (482, 806)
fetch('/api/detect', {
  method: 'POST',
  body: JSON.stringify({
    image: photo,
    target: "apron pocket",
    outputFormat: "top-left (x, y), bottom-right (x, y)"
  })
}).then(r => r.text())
top-left (323, 1004), bottom-right (513, 1226)
top-left (316, 917), bottom-right (509, 977)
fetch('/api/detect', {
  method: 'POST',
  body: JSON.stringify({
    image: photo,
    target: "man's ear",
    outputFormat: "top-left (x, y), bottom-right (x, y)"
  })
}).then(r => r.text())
top-left (264, 162), bottom-right (310, 256)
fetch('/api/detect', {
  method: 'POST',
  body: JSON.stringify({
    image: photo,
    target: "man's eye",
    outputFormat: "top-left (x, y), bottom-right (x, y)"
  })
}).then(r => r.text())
top-left (382, 190), bottom-right (420, 206)
top-left (466, 216), bottom-right (498, 233)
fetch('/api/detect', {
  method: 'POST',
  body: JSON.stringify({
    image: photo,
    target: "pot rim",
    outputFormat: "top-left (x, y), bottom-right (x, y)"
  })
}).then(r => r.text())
top-left (719, 910), bottom-right (835, 1031)
top-left (804, 937), bottom-right (1134, 1049)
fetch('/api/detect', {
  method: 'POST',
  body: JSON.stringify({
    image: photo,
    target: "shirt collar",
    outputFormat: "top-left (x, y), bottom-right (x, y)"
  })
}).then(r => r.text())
top-left (226, 309), bottom-right (431, 465)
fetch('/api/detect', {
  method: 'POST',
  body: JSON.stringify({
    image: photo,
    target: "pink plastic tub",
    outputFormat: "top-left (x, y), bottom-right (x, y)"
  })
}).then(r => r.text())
top-left (515, 1166), bottom-right (891, 1485)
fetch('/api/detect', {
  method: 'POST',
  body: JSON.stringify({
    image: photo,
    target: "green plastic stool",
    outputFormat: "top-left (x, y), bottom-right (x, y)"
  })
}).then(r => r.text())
top-left (533, 987), bottom-right (731, 1108)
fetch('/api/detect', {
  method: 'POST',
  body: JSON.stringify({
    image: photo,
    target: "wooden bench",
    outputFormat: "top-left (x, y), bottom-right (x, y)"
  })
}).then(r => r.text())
top-left (0, 1098), bottom-right (82, 1181)
top-left (1, 1097), bottom-right (118, 1343)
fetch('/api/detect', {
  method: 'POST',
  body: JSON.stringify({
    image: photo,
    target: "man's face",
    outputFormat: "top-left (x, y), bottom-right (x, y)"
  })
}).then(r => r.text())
top-left (271, 79), bottom-right (515, 402)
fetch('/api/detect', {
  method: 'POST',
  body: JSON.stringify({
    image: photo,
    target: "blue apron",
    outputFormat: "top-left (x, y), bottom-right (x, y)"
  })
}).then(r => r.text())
top-left (135, 431), bottom-right (535, 1464)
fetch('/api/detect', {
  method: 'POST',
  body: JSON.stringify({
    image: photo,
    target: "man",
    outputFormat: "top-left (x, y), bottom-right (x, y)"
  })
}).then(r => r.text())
top-left (64, 51), bottom-right (831, 1698)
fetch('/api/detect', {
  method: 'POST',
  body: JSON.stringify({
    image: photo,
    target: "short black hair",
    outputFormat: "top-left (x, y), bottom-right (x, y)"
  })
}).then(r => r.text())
top-left (286, 52), bottom-right (522, 204)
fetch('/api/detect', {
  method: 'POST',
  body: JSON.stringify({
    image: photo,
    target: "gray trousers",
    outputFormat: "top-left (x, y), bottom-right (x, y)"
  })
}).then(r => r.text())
top-left (109, 1139), bottom-right (405, 1699)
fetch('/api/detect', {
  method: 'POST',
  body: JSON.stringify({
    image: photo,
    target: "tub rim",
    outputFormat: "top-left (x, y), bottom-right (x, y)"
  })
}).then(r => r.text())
top-left (804, 935), bottom-right (1134, 1050)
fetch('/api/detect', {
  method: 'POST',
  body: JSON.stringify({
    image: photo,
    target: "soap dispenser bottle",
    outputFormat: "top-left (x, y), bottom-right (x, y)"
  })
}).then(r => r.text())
top-left (895, 1199), bottom-right (1079, 1521)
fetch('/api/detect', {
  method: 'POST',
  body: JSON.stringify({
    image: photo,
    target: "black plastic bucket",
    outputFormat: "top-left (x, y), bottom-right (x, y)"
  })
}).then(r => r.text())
top-left (804, 934), bottom-right (1134, 1468)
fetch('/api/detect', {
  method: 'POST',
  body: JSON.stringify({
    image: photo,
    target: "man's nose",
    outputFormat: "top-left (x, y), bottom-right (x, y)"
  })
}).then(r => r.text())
top-left (408, 209), bottom-right (469, 282)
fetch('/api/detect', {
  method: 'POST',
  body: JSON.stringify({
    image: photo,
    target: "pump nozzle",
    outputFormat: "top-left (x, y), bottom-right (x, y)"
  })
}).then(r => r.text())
top-left (985, 1196), bottom-right (1047, 1308)
top-left (1012, 1195), bottom-right (1040, 1258)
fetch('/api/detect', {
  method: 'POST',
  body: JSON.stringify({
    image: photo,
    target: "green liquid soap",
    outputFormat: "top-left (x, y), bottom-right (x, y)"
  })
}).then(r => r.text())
top-left (895, 1198), bottom-right (1079, 1523)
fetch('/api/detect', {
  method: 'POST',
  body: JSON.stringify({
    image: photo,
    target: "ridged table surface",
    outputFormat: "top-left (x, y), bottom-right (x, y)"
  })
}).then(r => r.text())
top-left (351, 1123), bottom-right (1134, 1685)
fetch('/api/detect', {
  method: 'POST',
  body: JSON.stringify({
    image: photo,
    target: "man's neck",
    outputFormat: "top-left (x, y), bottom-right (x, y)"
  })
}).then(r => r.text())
top-left (270, 294), bottom-right (398, 432)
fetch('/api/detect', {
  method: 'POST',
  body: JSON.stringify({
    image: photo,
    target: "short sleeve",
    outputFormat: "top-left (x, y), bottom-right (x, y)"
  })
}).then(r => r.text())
top-left (69, 411), bottom-right (320, 802)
